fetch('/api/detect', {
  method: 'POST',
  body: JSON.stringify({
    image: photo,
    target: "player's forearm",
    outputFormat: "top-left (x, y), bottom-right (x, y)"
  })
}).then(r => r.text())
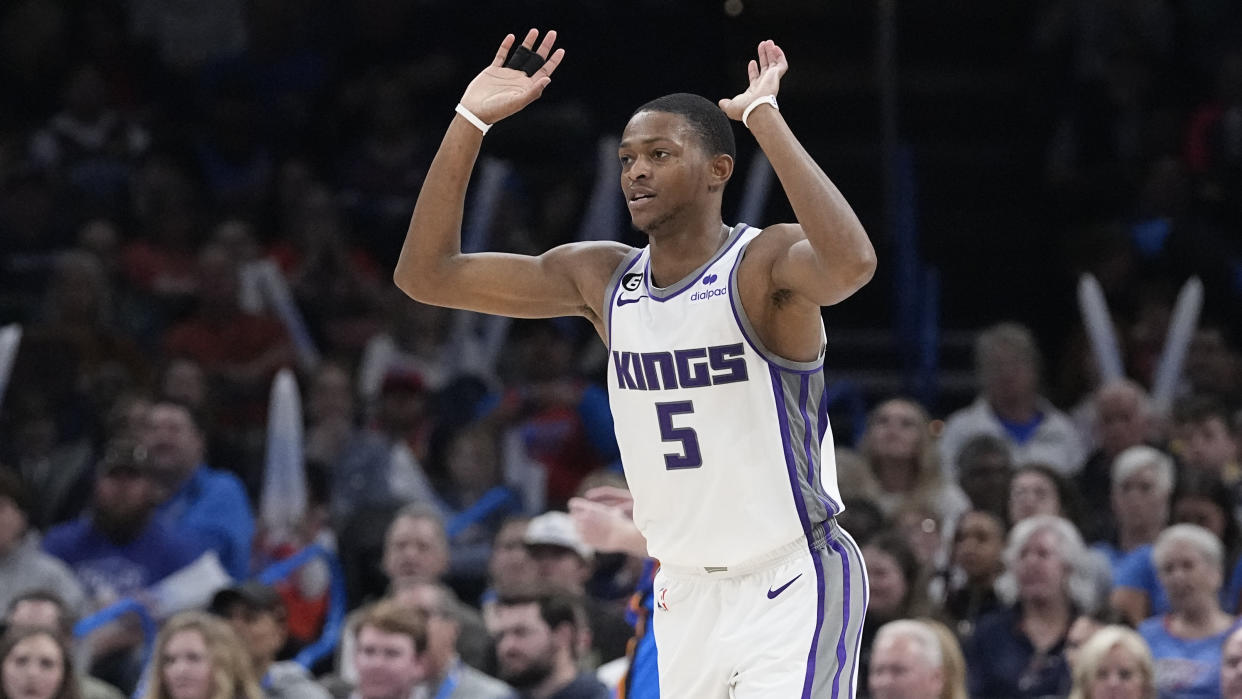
top-left (748, 108), bottom-right (876, 287)
top-left (394, 117), bottom-right (485, 303)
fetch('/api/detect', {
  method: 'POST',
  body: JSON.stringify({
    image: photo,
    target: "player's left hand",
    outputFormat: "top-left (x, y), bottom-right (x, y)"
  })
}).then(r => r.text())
top-left (568, 496), bottom-right (631, 551)
top-left (718, 40), bottom-right (787, 121)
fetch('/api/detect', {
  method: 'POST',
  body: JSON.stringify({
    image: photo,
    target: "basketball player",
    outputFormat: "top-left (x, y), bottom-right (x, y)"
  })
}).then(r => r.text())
top-left (395, 28), bottom-right (875, 698)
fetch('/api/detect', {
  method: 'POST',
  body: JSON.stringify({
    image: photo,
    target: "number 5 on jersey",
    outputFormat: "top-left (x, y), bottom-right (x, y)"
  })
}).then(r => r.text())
top-left (655, 401), bottom-right (702, 469)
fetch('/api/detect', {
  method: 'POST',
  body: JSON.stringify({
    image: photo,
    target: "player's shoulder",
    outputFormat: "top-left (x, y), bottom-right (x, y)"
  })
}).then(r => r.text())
top-left (743, 222), bottom-right (803, 251)
top-left (545, 240), bottom-right (637, 280)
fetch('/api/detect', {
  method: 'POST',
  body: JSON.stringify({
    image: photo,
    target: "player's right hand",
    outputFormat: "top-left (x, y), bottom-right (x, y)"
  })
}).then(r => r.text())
top-left (460, 29), bottom-right (565, 125)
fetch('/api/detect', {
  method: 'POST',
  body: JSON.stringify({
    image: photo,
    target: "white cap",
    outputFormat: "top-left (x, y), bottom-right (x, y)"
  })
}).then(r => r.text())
top-left (524, 511), bottom-right (593, 561)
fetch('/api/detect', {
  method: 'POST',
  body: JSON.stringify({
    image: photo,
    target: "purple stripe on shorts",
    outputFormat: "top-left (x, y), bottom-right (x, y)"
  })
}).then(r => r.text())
top-left (829, 534), bottom-right (853, 697)
top-left (802, 535), bottom-right (827, 698)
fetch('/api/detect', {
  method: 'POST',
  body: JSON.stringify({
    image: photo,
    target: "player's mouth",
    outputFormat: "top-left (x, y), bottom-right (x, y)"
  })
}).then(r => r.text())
top-left (628, 189), bottom-right (655, 208)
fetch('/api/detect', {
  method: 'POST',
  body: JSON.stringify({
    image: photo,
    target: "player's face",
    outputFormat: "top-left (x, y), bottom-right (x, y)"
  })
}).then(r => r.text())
top-left (618, 111), bottom-right (714, 235)
top-left (1088, 645), bottom-right (1147, 699)
top-left (868, 635), bottom-right (941, 699)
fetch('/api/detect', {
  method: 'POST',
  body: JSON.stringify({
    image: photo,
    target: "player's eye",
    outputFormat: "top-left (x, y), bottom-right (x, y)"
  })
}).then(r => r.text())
top-left (653, 150), bottom-right (669, 159)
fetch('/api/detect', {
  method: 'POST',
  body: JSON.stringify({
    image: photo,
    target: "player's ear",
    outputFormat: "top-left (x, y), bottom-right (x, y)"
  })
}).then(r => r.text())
top-left (708, 153), bottom-right (733, 192)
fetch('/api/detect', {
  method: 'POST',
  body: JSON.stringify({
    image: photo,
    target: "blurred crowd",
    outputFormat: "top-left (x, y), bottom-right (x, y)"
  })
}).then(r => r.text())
top-left (2, 1), bottom-right (1242, 699)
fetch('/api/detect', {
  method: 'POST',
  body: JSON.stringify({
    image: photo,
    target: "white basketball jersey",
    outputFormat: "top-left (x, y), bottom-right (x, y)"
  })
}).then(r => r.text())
top-left (604, 223), bottom-right (842, 568)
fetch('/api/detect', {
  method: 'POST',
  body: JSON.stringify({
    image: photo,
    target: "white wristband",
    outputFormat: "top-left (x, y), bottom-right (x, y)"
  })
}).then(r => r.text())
top-left (741, 95), bottom-right (779, 129)
top-left (455, 103), bottom-right (492, 134)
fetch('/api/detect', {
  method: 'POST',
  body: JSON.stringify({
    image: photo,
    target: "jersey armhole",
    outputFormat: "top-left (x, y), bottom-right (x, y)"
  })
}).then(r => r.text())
top-left (727, 236), bottom-right (826, 373)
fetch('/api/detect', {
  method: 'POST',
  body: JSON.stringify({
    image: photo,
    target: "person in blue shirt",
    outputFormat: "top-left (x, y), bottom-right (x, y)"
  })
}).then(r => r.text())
top-left (1139, 523), bottom-right (1240, 699)
top-left (142, 399), bottom-right (255, 580)
top-left (43, 437), bottom-right (209, 603)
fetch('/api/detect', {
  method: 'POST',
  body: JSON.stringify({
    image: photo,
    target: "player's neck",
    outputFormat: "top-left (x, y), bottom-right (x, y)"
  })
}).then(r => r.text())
top-left (647, 219), bottom-right (730, 289)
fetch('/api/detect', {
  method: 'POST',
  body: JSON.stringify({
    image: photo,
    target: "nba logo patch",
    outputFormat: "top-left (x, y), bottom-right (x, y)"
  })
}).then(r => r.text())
top-left (622, 272), bottom-right (643, 291)
top-left (657, 588), bottom-right (669, 611)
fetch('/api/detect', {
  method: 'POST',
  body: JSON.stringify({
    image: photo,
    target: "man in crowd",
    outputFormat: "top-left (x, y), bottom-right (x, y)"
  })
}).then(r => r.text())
top-left (868, 619), bottom-right (947, 699)
top-left (393, 581), bottom-right (510, 698)
top-left (491, 589), bottom-right (609, 699)
top-left (209, 582), bottom-right (330, 698)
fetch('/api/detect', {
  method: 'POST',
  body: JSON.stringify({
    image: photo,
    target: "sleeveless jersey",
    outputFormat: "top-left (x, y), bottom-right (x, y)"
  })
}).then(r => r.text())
top-left (604, 223), bottom-right (841, 568)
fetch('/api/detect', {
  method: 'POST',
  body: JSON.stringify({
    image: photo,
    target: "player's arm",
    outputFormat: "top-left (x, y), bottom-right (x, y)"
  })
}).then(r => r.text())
top-left (719, 40), bottom-right (876, 307)
top-left (394, 29), bottom-right (622, 319)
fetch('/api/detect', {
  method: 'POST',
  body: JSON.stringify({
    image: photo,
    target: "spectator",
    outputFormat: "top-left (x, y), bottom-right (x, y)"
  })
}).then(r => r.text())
top-left (4, 591), bottom-right (125, 699)
top-left (0, 626), bottom-right (81, 699)
top-left (860, 398), bottom-right (969, 524)
top-left (382, 503), bottom-right (450, 592)
top-left (207, 583), bottom-right (329, 699)
top-left (42, 437), bottom-right (208, 607)
top-left (1009, 463), bottom-right (1080, 527)
top-left (0, 471), bottom-right (85, 615)
top-left (953, 434), bottom-right (1014, 519)
top-left (859, 533), bottom-right (929, 692)
top-left (1076, 379), bottom-right (1155, 541)
top-left (522, 511), bottom-right (631, 667)
top-left (939, 323), bottom-right (1086, 480)
top-left (390, 581), bottom-right (509, 699)
top-left (1175, 395), bottom-right (1239, 485)
top-left (349, 600), bottom-right (428, 699)
top-left (942, 509), bottom-right (1006, 639)
top-left (920, 618), bottom-right (969, 699)
top-left (1113, 470), bottom-right (1242, 625)
top-left (143, 612), bottom-right (261, 699)
top-left (480, 517), bottom-right (536, 626)
top-left (966, 515), bottom-right (1096, 698)
top-left (868, 619), bottom-right (949, 699)
top-left (1222, 624), bottom-right (1242, 699)
top-left (141, 400), bottom-right (254, 580)
top-left (1094, 446), bottom-right (1173, 570)
top-left (1067, 625), bottom-right (1156, 699)
top-left (1139, 524), bottom-right (1239, 698)
top-left (490, 589), bottom-right (609, 699)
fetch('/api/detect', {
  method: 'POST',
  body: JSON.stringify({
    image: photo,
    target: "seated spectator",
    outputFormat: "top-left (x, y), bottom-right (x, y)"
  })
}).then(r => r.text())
top-left (1076, 379), bottom-right (1154, 542)
top-left (869, 619), bottom-right (954, 699)
top-left (207, 583), bottom-right (329, 699)
top-left (4, 591), bottom-right (125, 699)
top-left (965, 515), bottom-right (1097, 698)
top-left (345, 600), bottom-right (428, 699)
top-left (1175, 395), bottom-right (1240, 487)
top-left (939, 323), bottom-right (1086, 480)
top-left (1008, 463), bottom-right (1080, 527)
top-left (0, 470), bottom-right (85, 615)
top-left (953, 434), bottom-right (1014, 519)
top-left (391, 581), bottom-right (509, 699)
top-left (480, 517), bottom-right (537, 626)
top-left (942, 509), bottom-right (1007, 639)
top-left (1139, 524), bottom-right (1240, 698)
top-left (42, 438), bottom-right (208, 607)
top-left (1222, 624), bottom-right (1242, 699)
top-left (523, 511), bottom-right (631, 667)
top-left (1113, 470), bottom-right (1242, 624)
top-left (860, 398), bottom-right (969, 524)
top-left (491, 589), bottom-right (610, 699)
top-left (142, 612), bottom-right (261, 699)
top-left (1067, 625), bottom-right (1156, 699)
top-left (0, 625), bottom-right (81, 699)
top-left (859, 533), bottom-right (929, 692)
top-left (382, 503), bottom-right (451, 592)
top-left (1094, 446), bottom-right (1173, 570)
top-left (141, 400), bottom-right (254, 580)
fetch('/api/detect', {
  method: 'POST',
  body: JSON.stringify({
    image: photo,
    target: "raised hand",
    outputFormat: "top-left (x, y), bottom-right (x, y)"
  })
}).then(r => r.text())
top-left (460, 29), bottom-right (565, 125)
top-left (718, 40), bottom-right (788, 121)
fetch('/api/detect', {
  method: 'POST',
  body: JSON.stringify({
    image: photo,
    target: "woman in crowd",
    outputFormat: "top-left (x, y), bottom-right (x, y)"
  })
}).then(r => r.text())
top-left (859, 533), bottom-right (931, 694)
top-left (1094, 446), bottom-right (1173, 570)
top-left (941, 509), bottom-right (1007, 638)
top-left (965, 515), bottom-right (1097, 698)
top-left (1138, 524), bottom-right (1239, 698)
top-left (861, 398), bottom-right (969, 523)
top-left (143, 612), bottom-right (262, 699)
top-left (1009, 463), bottom-right (1080, 526)
top-left (1067, 624), bottom-right (1156, 699)
top-left (1113, 471), bottom-right (1242, 625)
top-left (0, 626), bottom-right (80, 699)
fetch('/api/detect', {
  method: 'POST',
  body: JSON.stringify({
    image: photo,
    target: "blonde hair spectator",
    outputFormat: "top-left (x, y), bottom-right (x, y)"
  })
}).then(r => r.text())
top-left (144, 612), bottom-right (261, 699)
top-left (1067, 625), bottom-right (1155, 699)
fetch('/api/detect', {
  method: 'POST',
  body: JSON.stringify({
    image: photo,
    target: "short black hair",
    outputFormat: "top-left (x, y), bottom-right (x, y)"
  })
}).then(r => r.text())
top-left (495, 587), bottom-right (582, 635)
top-left (632, 93), bottom-right (736, 160)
